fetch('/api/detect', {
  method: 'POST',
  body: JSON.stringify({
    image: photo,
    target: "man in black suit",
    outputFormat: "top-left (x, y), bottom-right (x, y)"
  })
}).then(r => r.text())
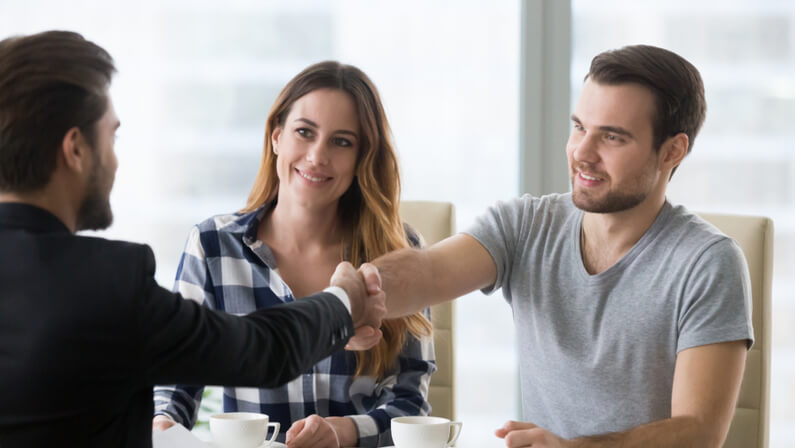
top-left (0, 31), bottom-right (385, 447)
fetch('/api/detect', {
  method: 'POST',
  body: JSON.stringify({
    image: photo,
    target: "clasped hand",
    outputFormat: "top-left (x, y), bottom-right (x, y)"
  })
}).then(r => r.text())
top-left (329, 262), bottom-right (385, 350)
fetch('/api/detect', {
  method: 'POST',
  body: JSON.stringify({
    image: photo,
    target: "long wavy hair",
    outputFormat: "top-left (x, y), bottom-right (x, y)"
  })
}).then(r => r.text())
top-left (242, 61), bottom-right (432, 379)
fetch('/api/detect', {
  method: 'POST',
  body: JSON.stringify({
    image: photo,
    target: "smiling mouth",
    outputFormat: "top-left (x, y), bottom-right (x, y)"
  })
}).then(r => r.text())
top-left (576, 168), bottom-right (607, 182)
top-left (296, 169), bottom-right (331, 183)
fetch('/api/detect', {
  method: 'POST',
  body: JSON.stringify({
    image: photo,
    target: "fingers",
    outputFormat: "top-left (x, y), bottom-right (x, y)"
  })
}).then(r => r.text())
top-left (504, 428), bottom-right (544, 448)
top-left (330, 261), bottom-right (356, 286)
top-left (365, 288), bottom-right (387, 327)
top-left (495, 421), bottom-right (559, 448)
top-left (285, 418), bottom-right (306, 443)
top-left (499, 420), bottom-right (538, 433)
top-left (358, 263), bottom-right (386, 330)
top-left (358, 262), bottom-right (382, 294)
top-left (344, 326), bottom-right (383, 351)
top-left (495, 420), bottom-right (538, 439)
top-left (152, 415), bottom-right (176, 432)
top-left (286, 415), bottom-right (338, 448)
top-left (329, 262), bottom-right (387, 331)
top-left (329, 262), bottom-right (367, 326)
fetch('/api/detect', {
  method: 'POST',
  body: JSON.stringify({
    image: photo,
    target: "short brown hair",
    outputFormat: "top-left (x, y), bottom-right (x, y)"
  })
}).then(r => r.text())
top-left (0, 30), bottom-right (115, 192)
top-left (586, 45), bottom-right (706, 161)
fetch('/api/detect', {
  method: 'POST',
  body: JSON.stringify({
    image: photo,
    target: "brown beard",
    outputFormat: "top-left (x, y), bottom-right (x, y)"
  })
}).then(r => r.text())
top-left (572, 187), bottom-right (649, 213)
top-left (75, 152), bottom-right (113, 231)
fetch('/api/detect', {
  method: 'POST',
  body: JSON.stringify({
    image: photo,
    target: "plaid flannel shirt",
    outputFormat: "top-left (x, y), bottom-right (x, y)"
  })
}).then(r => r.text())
top-left (153, 204), bottom-right (436, 446)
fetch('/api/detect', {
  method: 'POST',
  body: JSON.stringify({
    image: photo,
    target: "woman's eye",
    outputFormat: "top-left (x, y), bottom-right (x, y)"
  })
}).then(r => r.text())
top-left (333, 137), bottom-right (353, 147)
top-left (296, 128), bottom-right (313, 138)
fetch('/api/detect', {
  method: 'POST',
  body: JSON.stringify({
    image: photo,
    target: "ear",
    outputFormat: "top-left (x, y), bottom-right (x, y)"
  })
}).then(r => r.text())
top-left (60, 127), bottom-right (91, 175)
top-left (661, 132), bottom-right (688, 171)
top-left (271, 126), bottom-right (283, 151)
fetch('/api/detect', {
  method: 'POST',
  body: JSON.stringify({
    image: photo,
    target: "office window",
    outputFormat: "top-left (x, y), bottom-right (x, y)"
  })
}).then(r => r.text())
top-left (1, 0), bottom-right (520, 445)
top-left (572, 0), bottom-right (795, 445)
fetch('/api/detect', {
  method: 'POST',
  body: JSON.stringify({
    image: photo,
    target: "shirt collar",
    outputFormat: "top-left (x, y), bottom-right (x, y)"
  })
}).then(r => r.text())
top-left (240, 201), bottom-right (274, 245)
top-left (0, 202), bottom-right (71, 234)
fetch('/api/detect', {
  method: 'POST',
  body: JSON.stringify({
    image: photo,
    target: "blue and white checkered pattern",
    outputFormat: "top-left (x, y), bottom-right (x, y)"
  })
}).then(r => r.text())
top-left (153, 204), bottom-right (436, 447)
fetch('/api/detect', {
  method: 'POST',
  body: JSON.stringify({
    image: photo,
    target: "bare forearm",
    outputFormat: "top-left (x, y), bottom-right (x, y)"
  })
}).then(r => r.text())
top-left (570, 416), bottom-right (723, 448)
top-left (374, 247), bottom-right (439, 318)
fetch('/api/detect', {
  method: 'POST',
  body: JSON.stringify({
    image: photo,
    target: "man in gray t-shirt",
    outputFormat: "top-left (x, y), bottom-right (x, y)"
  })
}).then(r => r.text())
top-left (347, 45), bottom-right (753, 447)
top-left (467, 192), bottom-right (752, 441)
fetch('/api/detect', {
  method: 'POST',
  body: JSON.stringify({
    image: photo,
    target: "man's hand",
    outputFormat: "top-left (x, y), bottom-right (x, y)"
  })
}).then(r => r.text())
top-left (344, 325), bottom-right (383, 351)
top-left (496, 420), bottom-right (569, 448)
top-left (330, 262), bottom-right (386, 331)
top-left (285, 415), bottom-right (342, 448)
top-left (152, 415), bottom-right (177, 432)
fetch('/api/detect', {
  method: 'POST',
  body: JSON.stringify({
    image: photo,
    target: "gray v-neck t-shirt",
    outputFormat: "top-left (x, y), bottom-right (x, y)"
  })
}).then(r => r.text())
top-left (465, 192), bottom-right (753, 438)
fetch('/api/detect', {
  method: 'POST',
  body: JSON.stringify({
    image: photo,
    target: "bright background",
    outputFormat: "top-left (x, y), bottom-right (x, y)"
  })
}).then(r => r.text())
top-left (1, 1), bottom-right (793, 446)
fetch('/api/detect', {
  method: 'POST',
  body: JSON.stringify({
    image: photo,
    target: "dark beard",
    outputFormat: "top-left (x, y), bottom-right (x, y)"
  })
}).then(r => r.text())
top-left (572, 189), bottom-right (648, 214)
top-left (75, 160), bottom-right (113, 231)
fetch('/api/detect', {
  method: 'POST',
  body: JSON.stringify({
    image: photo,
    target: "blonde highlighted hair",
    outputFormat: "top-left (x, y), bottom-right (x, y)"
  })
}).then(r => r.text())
top-left (242, 61), bottom-right (432, 379)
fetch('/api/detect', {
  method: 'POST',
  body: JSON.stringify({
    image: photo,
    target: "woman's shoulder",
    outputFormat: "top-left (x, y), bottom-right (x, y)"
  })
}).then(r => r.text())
top-left (194, 210), bottom-right (255, 234)
top-left (402, 222), bottom-right (426, 248)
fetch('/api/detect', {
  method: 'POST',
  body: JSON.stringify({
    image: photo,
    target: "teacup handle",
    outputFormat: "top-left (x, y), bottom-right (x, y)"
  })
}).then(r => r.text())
top-left (265, 422), bottom-right (280, 445)
top-left (446, 421), bottom-right (463, 447)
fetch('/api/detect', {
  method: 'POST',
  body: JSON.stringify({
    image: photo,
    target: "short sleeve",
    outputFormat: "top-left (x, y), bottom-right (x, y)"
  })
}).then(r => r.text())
top-left (677, 238), bottom-right (754, 353)
top-left (463, 195), bottom-right (533, 296)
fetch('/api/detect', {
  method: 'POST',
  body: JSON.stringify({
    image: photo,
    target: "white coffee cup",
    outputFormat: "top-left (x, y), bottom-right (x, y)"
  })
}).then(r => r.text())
top-left (391, 416), bottom-right (463, 448)
top-left (209, 412), bottom-right (280, 448)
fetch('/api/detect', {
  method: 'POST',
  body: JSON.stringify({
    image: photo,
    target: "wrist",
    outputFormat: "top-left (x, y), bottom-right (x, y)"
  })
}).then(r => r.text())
top-left (326, 416), bottom-right (357, 447)
top-left (153, 413), bottom-right (176, 423)
top-left (324, 286), bottom-right (352, 315)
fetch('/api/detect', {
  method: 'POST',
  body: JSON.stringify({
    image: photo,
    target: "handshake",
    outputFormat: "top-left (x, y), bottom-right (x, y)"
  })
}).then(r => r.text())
top-left (329, 261), bottom-right (388, 350)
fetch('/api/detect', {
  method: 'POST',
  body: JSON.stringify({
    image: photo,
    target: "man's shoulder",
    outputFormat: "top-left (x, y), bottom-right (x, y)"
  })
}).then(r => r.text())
top-left (498, 192), bottom-right (577, 226)
top-left (649, 203), bottom-right (741, 269)
top-left (663, 203), bottom-right (731, 245)
top-left (72, 234), bottom-right (155, 265)
top-left (492, 192), bottom-right (575, 215)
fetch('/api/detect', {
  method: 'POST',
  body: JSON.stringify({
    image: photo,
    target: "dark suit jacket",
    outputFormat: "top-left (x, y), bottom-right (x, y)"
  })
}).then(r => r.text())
top-left (0, 203), bottom-right (354, 447)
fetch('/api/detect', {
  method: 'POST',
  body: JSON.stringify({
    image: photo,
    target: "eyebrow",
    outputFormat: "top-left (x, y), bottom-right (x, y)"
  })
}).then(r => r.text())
top-left (295, 118), bottom-right (358, 138)
top-left (570, 114), bottom-right (634, 139)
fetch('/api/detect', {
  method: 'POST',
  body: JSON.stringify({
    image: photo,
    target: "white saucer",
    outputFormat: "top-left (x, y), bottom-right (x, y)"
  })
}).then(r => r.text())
top-left (208, 442), bottom-right (285, 448)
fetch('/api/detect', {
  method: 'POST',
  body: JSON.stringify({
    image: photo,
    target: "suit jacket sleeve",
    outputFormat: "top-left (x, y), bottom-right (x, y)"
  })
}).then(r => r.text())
top-left (133, 245), bottom-right (354, 387)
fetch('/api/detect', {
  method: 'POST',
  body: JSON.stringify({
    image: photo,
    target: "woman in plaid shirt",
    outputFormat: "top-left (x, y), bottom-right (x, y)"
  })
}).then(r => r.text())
top-left (152, 61), bottom-right (436, 447)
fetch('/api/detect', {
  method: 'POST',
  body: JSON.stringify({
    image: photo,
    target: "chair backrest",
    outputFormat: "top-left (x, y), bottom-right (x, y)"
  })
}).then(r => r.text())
top-left (697, 213), bottom-right (773, 448)
top-left (399, 200), bottom-right (456, 421)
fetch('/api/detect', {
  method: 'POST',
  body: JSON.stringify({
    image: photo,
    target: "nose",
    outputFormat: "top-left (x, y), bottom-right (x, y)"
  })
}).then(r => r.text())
top-left (570, 132), bottom-right (599, 165)
top-left (305, 140), bottom-right (330, 166)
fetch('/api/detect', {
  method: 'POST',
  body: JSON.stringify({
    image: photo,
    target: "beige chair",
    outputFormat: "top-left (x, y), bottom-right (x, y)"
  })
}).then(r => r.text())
top-left (698, 213), bottom-right (773, 448)
top-left (399, 200), bottom-right (456, 421)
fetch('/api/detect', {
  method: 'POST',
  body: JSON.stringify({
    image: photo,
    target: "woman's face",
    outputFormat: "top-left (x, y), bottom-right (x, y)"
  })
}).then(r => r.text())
top-left (272, 88), bottom-right (360, 211)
